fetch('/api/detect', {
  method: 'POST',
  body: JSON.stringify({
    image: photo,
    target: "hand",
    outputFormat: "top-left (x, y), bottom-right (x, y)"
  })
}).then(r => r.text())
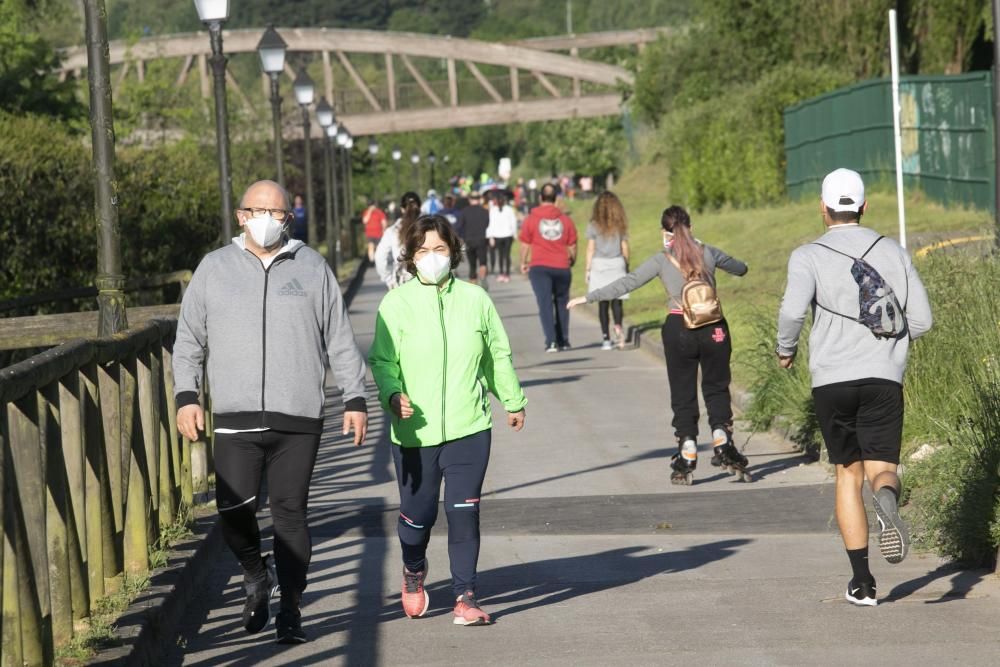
top-left (177, 404), bottom-right (204, 441)
top-left (520, 263), bottom-right (529, 274)
top-left (567, 296), bottom-right (587, 309)
top-left (489, 238), bottom-right (496, 248)
top-left (778, 355), bottom-right (794, 369)
top-left (390, 392), bottom-right (414, 419)
top-left (343, 411), bottom-right (368, 445)
top-left (507, 410), bottom-right (525, 431)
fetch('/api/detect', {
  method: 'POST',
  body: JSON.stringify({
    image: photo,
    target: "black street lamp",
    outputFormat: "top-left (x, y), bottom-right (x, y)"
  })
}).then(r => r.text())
top-left (257, 26), bottom-right (287, 187)
top-left (391, 146), bottom-right (402, 201)
top-left (410, 150), bottom-right (421, 193)
top-left (345, 133), bottom-right (357, 257)
top-left (368, 136), bottom-right (379, 205)
top-left (336, 125), bottom-right (350, 267)
top-left (194, 0), bottom-right (233, 245)
top-left (317, 100), bottom-right (336, 269)
top-left (428, 150), bottom-right (437, 193)
top-left (293, 69), bottom-right (316, 247)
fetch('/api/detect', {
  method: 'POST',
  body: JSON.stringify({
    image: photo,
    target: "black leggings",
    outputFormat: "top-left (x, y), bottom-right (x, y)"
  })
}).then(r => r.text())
top-left (661, 315), bottom-right (734, 441)
top-left (495, 237), bottom-right (513, 275)
top-left (598, 300), bottom-right (624, 338)
top-left (214, 430), bottom-right (319, 606)
top-left (392, 430), bottom-right (491, 597)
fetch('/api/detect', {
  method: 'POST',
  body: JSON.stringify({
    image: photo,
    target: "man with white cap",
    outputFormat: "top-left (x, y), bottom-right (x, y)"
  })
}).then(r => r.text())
top-left (776, 168), bottom-right (933, 607)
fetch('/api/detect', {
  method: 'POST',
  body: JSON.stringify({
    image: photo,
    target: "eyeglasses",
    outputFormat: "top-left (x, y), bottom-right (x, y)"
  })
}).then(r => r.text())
top-left (238, 207), bottom-right (291, 220)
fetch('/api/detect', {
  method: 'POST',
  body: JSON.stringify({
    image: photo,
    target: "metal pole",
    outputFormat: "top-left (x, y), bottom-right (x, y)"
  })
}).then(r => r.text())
top-left (332, 144), bottom-right (342, 271)
top-left (889, 9), bottom-right (906, 249)
top-left (302, 108), bottom-right (316, 247)
top-left (84, 0), bottom-right (127, 336)
top-left (394, 161), bottom-right (401, 201)
top-left (370, 154), bottom-right (378, 205)
top-left (337, 147), bottom-right (348, 267)
top-left (269, 73), bottom-right (285, 187)
top-left (412, 162), bottom-right (419, 192)
top-left (993, 0), bottom-right (1000, 243)
top-left (208, 22), bottom-right (233, 244)
top-left (430, 162), bottom-right (436, 193)
top-left (323, 137), bottom-right (336, 271)
top-left (347, 150), bottom-right (357, 258)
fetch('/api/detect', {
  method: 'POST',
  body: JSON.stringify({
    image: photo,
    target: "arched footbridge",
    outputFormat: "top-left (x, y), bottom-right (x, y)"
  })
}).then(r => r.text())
top-left (57, 27), bottom-right (677, 135)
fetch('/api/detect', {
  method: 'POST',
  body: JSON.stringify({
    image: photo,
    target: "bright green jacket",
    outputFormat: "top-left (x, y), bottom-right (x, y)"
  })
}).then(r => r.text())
top-left (369, 275), bottom-right (527, 447)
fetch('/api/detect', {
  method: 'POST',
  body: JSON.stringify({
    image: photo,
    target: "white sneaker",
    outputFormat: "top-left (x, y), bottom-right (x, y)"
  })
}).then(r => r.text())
top-left (601, 339), bottom-right (613, 350)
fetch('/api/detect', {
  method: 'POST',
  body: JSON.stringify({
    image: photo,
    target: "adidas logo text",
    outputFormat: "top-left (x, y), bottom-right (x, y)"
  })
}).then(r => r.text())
top-left (278, 278), bottom-right (307, 297)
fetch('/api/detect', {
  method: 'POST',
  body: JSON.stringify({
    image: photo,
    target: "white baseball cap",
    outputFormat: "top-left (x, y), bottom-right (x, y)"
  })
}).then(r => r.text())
top-left (821, 168), bottom-right (865, 213)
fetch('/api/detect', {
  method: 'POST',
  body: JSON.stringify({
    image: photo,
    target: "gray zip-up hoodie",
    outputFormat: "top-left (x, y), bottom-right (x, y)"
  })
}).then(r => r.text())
top-left (777, 225), bottom-right (933, 388)
top-left (172, 236), bottom-right (368, 433)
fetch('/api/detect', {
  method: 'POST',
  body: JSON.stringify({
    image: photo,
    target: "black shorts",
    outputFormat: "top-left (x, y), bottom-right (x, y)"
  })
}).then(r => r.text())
top-left (466, 240), bottom-right (489, 276)
top-left (812, 380), bottom-right (903, 465)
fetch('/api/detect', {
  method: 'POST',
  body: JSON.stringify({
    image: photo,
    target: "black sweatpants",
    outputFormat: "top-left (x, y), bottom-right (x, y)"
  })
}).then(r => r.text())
top-left (214, 430), bottom-right (320, 606)
top-left (661, 314), bottom-right (734, 441)
top-left (495, 237), bottom-right (513, 275)
top-left (391, 430), bottom-right (491, 597)
top-left (598, 300), bottom-right (624, 338)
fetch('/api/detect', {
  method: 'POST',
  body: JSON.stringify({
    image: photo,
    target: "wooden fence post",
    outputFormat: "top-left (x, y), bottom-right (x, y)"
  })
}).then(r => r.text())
top-left (59, 372), bottom-right (90, 620)
top-left (80, 362), bottom-right (106, 606)
top-left (137, 345), bottom-right (161, 548)
top-left (120, 352), bottom-right (149, 575)
top-left (40, 382), bottom-right (74, 647)
top-left (0, 407), bottom-right (15, 667)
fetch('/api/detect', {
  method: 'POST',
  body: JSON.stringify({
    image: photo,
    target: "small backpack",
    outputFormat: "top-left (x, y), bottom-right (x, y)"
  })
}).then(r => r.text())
top-left (813, 236), bottom-right (907, 339)
top-left (665, 252), bottom-right (723, 329)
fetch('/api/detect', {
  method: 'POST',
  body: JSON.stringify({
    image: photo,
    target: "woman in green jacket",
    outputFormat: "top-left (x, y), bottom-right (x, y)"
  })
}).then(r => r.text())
top-left (369, 214), bottom-right (527, 627)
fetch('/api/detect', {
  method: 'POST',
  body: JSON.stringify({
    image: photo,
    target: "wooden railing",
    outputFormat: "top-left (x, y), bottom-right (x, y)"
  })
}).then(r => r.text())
top-left (0, 318), bottom-right (211, 665)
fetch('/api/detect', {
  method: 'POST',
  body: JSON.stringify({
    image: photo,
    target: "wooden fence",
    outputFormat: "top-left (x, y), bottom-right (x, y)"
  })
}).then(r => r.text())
top-left (0, 318), bottom-right (211, 665)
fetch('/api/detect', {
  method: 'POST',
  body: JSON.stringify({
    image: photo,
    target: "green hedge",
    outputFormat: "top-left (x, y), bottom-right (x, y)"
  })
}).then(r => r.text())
top-left (0, 112), bottom-right (272, 307)
top-left (660, 64), bottom-right (850, 210)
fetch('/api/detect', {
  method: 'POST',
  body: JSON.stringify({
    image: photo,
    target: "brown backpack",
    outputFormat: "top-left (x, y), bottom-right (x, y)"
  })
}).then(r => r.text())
top-left (665, 252), bottom-right (723, 329)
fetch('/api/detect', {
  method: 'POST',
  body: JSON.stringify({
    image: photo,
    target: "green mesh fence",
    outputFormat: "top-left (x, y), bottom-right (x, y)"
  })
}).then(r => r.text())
top-left (784, 71), bottom-right (994, 212)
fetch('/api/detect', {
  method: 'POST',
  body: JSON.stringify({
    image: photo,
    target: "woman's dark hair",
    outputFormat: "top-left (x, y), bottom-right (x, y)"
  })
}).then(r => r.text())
top-left (399, 191), bottom-right (422, 240)
top-left (661, 205), bottom-right (706, 280)
top-left (400, 214), bottom-right (463, 276)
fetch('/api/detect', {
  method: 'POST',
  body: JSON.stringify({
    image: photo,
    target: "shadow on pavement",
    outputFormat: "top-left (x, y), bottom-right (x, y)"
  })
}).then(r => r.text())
top-left (882, 563), bottom-right (988, 604)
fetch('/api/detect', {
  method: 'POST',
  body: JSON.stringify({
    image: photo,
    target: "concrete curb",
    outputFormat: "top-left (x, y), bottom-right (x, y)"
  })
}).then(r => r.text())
top-left (87, 259), bottom-right (370, 666)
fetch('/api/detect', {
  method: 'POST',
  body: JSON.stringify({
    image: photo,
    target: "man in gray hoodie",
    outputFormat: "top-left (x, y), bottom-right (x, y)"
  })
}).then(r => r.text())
top-left (777, 168), bottom-right (932, 608)
top-left (173, 180), bottom-right (368, 643)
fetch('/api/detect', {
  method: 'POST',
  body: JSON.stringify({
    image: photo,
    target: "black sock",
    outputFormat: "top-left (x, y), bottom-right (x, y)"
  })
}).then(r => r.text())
top-left (847, 547), bottom-right (873, 584)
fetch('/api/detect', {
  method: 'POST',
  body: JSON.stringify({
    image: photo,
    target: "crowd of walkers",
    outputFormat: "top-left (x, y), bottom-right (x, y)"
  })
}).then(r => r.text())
top-left (171, 166), bottom-right (932, 643)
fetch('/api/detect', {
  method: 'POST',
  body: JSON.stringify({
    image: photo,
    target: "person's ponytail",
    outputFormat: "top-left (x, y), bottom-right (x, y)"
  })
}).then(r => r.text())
top-left (398, 191), bottom-right (422, 240)
top-left (661, 206), bottom-right (706, 280)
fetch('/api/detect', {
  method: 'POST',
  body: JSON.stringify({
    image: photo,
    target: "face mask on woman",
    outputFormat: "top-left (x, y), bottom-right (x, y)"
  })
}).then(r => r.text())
top-left (246, 213), bottom-right (285, 248)
top-left (662, 231), bottom-right (674, 249)
top-left (416, 252), bottom-right (452, 284)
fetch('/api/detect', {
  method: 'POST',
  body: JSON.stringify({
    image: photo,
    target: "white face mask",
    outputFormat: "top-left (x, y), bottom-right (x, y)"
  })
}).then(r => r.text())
top-left (415, 252), bottom-right (451, 284)
top-left (662, 231), bottom-right (674, 249)
top-left (245, 213), bottom-right (285, 248)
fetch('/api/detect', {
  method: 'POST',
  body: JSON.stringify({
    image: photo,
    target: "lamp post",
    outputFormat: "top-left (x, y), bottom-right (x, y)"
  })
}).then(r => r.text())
top-left (293, 69), bottom-right (316, 247)
top-left (194, 0), bottom-right (233, 245)
top-left (257, 26), bottom-right (287, 187)
top-left (428, 150), bottom-right (437, 193)
top-left (391, 145), bottom-right (402, 201)
top-left (368, 136), bottom-right (379, 205)
top-left (316, 98), bottom-right (336, 268)
top-left (411, 150), bottom-right (421, 193)
top-left (336, 125), bottom-right (350, 267)
top-left (84, 0), bottom-right (127, 336)
top-left (345, 133), bottom-right (357, 257)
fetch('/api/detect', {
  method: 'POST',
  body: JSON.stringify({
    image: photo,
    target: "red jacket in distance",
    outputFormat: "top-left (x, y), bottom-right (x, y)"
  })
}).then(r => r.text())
top-left (363, 206), bottom-right (387, 239)
top-left (518, 203), bottom-right (578, 269)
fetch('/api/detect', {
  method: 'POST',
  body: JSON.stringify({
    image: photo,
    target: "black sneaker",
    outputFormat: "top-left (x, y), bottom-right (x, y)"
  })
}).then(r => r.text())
top-left (873, 487), bottom-right (909, 564)
top-left (242, 555), bottom-right (279, 634)
top-left (845, 578), bottom-right (877, 607)
top-left (275, 608), bottom-right (307, 644)
top-left (558, 342), bottom-right (572, 351)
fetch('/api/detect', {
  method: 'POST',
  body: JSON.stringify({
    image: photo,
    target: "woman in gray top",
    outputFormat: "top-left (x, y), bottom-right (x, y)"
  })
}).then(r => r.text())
top-left (584, 192), bottom-right (631, 350)
top-left (569, 206), bottom-right (749, 485)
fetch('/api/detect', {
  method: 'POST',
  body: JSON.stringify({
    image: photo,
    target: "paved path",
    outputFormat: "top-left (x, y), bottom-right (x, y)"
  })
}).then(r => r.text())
top-left (167, 267), bottom-right (1000, 666)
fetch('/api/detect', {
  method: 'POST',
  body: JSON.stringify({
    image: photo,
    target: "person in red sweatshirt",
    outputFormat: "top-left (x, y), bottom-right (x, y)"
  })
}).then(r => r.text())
top-left (518, 183), bottom-right (579, 352)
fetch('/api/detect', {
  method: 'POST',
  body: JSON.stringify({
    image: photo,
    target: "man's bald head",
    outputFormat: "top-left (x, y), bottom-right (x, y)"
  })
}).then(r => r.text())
top-left (240, 180), bottom-right (291, 210)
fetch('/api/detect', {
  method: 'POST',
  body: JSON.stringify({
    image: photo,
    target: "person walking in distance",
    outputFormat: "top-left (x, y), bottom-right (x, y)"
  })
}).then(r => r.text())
top-left (584, 191), bottom-right (631, 350)
top-left (489, 192), bottom-right (517, 283)
top-left (776, 168), bottom-right (932, 606)
top-left (374, 191), bottom-right (422, 289)
top-left (363, 198), bottom-right (387, 264)
top-left (173, 180), bottom-right (369, 644)
top-left (457, 190), bottom-right (491, 286)
top-left (568, 206), bottom-right (749, 484)
top-left (519, 182), bottom-right (578, 352)
top-left (369, 215), bottom-right (527, 626)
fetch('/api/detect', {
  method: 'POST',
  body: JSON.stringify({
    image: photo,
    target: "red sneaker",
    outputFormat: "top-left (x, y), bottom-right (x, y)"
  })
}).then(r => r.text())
top-left (401, 565), bottom-right (429, 618)
top-left (453, 591), bottom-right (491, 626)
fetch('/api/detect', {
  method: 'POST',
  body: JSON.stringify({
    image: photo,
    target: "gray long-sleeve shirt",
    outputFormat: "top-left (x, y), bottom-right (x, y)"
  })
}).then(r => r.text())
top-left (172, 236), bottom-right (368, 433)
top-left (777, 225), bottom-right (933, 387)
top-left (586, 243), bottom-right (748, 308)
